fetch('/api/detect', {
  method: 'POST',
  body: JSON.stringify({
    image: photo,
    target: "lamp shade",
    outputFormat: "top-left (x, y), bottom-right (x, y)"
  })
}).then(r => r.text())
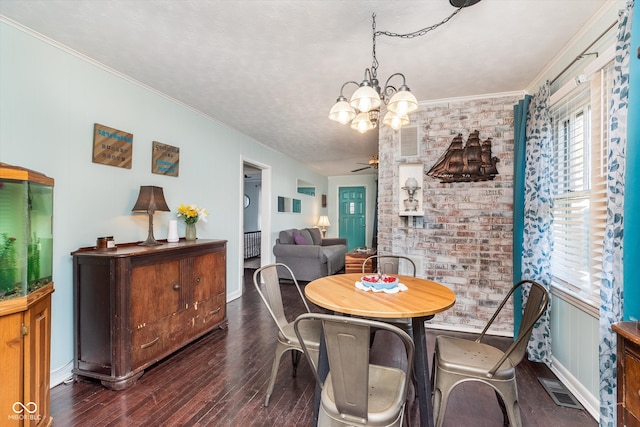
top-left (387, 89), bottom-right (418, 116)
top-left (132, 186), bottom-right (170, 212)
top-left (329, 100), bottom-right (357, 125)
top-left (382, 111), bottom-right (410, 130)
top-left (350, 112), bottom-right (376, 133)
top-left (350, 85), bottom-right (381, 113)
top-left (317, 215), bottom-right (331, 227)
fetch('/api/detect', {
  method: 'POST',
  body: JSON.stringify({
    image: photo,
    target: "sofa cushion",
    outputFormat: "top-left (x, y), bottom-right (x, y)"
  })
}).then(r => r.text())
top-left (307, 227), bottom-right (323, 246)
top-left (299, 228), bottom-right (313, 244)
top-left (322, 244), bottom-right (348, 275)
top-left (293, 230), bottom-right (310, 245)
top-left (279, 229), bottom-right (296, 245)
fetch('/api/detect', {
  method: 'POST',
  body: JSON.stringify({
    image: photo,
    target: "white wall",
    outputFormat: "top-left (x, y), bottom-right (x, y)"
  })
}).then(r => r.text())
top-left (0, 21), bottom-right (327, 384)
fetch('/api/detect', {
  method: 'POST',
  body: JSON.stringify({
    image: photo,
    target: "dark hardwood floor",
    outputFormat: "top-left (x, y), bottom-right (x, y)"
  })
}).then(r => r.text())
top-left (51, 268), bottom-right (597, 426)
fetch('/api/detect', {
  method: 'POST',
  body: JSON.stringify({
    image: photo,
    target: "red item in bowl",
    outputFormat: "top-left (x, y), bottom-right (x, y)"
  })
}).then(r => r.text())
top-left (360, 274), bottom-right (399, 290)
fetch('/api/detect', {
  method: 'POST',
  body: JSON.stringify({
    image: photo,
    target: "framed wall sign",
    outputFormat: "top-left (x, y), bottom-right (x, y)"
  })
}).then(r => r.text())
top-left (152, 141), bottom-right (180, 177)
top-left (92, 123), bottom-right (133, 169)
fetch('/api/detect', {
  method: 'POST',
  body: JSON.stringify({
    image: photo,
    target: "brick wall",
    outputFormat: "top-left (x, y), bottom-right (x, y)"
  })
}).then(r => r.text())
top-left (377, 94), bottom-right (519, 333)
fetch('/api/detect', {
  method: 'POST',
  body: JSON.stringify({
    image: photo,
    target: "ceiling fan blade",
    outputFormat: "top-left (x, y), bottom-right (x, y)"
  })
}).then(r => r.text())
top-left (351, 166), bottom-right (371, 172)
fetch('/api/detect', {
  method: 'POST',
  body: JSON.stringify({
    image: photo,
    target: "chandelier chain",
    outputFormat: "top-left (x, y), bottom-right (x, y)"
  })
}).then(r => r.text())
top-left (370, 5), bottom-right (465, 78)
top-left (374, 6), bottom-right (465, 39)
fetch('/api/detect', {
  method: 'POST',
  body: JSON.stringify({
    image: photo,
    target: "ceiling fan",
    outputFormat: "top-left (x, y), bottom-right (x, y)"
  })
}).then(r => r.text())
top-left (351, 156), bottom-right (379, 172)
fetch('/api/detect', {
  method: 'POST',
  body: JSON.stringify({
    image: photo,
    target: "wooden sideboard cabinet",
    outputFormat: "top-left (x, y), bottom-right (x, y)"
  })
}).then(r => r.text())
top-left (613, 321), bottom-right (640, 427)
top-left (72, 239), bottom-right (227, 390)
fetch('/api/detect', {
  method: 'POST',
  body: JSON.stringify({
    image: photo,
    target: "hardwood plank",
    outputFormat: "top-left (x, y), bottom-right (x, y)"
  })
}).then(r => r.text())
top-left (50, 269), bottom-right (597, 426)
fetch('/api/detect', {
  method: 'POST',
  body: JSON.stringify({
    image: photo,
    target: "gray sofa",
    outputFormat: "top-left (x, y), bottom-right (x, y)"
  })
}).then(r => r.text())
top-left (273, 227), bottom-right (347, 281)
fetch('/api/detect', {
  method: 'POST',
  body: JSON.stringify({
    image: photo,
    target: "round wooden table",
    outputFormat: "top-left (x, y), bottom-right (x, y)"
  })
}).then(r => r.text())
top-left (305, 273), bottom-right (456, 427)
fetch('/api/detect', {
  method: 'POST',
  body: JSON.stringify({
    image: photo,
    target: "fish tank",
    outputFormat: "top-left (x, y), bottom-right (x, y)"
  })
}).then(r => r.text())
top-left (0, 163), bottom-right (54, 301)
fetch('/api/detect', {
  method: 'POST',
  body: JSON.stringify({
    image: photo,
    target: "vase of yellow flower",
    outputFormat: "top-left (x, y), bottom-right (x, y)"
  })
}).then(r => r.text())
top-left (177, 204), bottom-right (208, 241)
top-left (185, 223), bottom-right (197, 241)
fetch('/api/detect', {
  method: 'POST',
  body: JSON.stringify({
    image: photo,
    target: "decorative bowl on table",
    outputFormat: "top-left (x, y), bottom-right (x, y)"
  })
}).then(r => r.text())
top-left (360, 274), bottom-right (399, 290)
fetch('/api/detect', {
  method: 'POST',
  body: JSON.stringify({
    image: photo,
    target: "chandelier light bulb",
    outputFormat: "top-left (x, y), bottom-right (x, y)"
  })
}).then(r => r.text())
top-left (391, 117), bottom-right (403, 130)
top-left (382, 111), bottom-right (409, 130)
top-left (396, 101), bottom-right (409, 115)
top-left (351, 112), bottom-right (375, 133)
top-left (337, 111), bottom-right (352, 125)
top-left (350, 85), bottom-right (381, 113)
top-left (329, 99), bottom-right (356, 125)
top-left (360, 97), bottom-right (372, 113)
top-left (387, 88), bottom-right (418, 116)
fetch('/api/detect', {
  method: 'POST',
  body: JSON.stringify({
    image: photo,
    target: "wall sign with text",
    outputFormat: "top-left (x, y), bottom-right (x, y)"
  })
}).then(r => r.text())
top-left (92, 123), bottom-right (133, 169)
top-left (152, 141), bottom-right (180, 177)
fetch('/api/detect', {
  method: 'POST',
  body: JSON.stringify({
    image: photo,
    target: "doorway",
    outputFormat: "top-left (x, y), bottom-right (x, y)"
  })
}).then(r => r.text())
top-left (338, 186), bottom-right (366, 251)
top-left (243, 163), bottom-right (262, 270)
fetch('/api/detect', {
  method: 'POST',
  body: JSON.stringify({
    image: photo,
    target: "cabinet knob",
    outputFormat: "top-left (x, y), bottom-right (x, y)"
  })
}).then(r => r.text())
top-left (172, 283), bottom-right (180, 291)
top-left (195, 277), bottom-right (201, 284)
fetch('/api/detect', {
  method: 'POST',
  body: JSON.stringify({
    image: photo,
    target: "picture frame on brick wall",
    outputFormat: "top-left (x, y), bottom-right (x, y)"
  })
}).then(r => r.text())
top-left (399, 163), bottom-right (423, 217)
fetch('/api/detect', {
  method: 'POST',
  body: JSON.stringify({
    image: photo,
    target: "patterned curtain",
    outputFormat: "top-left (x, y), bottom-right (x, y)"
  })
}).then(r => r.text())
top-left (599, 2), bottom-right (633, 426)
top-left (521, 82), bottom-right (553, 366)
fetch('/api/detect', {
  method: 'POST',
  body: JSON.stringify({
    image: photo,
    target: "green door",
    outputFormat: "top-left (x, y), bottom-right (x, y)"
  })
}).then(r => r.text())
top-left (338, 186), bottom-right (366, 251)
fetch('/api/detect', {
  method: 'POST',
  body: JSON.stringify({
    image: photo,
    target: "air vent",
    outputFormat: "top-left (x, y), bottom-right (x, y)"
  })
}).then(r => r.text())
top-left (400, 126), bottom-right (418, 157)
top-left (538, 377), bottom-right (582, 409)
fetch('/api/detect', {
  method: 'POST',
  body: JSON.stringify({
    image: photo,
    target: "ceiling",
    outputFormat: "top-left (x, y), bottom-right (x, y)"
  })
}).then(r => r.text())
top-left (0, 0), bottom-right (611, 176)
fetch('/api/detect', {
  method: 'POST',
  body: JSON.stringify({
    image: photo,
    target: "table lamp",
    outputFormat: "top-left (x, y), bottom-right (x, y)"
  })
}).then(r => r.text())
top-left (132, 185), bottom-right (170, 246)
top-left (317, 215), bottom-right (331, 237)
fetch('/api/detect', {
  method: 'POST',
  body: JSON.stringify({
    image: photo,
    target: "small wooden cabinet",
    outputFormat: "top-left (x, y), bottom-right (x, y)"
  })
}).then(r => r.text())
top-left (613, 321), bottom-right (640, 427)
top-left (0, 283), bottom-right (53, 427)
top-left (345, 249), bottom-right (377, 274)
top-left (72, 239), bottom-right (227, 390)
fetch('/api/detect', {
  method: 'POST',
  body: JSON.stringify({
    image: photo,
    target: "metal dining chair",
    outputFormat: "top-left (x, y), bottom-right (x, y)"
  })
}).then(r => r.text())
top-left (295, 313), bottom-right (415, 427)
top-left (431, 279), bottom-right (549, 427)
top-left (362, 255), bottom-right (417, 337)
top-left (363, 255), bottom-right (417, 277)
top-left (252, 263), bottom-right (321, 407)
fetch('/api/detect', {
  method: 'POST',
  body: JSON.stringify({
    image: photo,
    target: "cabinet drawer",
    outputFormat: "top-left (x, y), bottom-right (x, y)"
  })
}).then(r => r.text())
top-left (131, 321), bottom-right (169, 368)
top-left (626, 353), bottom-right (640, 422)
top-left (192, 295), bottom-right (226, 333)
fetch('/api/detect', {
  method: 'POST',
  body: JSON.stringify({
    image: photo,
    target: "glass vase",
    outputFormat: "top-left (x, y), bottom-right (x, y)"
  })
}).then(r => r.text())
top-left (185, 223), bottom-right (197, 241)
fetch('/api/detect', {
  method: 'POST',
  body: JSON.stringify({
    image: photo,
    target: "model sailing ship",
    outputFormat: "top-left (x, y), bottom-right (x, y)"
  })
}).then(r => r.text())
top-left (427, 130), bottom-right (499, 183)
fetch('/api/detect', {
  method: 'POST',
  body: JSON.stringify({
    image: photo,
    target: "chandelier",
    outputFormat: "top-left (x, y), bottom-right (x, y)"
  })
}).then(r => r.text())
top-left (328, 1), bottom-right (480, 133)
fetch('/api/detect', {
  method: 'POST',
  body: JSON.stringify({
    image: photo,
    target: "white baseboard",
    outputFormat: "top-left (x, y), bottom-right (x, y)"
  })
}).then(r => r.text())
top-left (550, 355), bottom-right (599, 420)
top-left (50, 361), bottom-right (73, 388)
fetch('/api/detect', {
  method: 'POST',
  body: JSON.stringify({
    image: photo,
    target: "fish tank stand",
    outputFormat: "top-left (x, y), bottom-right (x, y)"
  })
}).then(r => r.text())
top-left (0, 163), bottom-right (54, 427)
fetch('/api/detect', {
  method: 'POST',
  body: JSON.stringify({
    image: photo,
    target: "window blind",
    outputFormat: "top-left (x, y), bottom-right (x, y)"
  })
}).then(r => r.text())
top-left (549, 63), bottom-right (612, 306)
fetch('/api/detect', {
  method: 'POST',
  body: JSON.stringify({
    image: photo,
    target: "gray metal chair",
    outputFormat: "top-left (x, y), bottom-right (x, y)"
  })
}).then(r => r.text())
top-left (362, 255), bottom-right (417, 277)
top-left (362, 255), bottom-right (417, 337)
top-left (252, 263), bottom-right (321, 407)
top-left (295, 313), bottom-right (414, 427)
top-left (432, 280), bottom-right (549, 427)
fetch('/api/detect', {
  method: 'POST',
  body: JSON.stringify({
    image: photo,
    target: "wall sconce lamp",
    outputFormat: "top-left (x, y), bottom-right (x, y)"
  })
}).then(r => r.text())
top-left (317, 215), bottom-right (331, 237)
top-left (132, 185), bottom-right (170, 246)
